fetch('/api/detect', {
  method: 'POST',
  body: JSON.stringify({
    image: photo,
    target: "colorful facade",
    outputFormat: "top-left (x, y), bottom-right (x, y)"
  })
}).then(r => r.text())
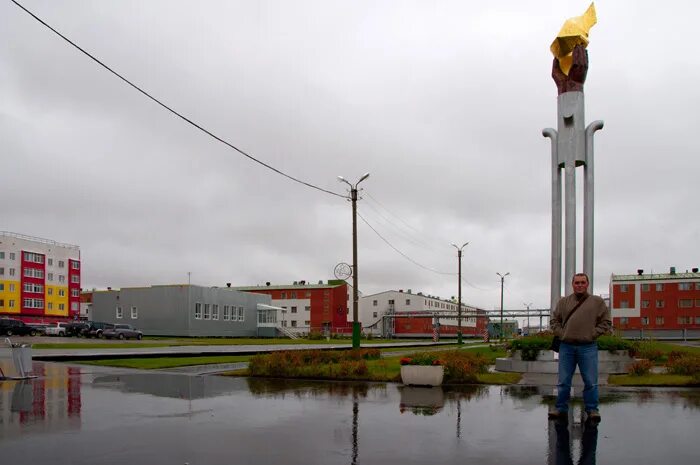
top-left (0, 231), bottom-right (80, 322)
top-left (610, 268), bottom-right (700, 335)
top-left (235, 280), bottom-right (350, 333)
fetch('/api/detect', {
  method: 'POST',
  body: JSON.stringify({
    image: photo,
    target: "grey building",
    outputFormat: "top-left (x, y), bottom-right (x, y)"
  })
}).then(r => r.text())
top-left (92, 285), bottom-right (273, 337)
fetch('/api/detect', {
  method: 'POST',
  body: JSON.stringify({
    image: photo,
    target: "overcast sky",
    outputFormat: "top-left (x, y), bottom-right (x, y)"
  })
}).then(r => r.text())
top-left (2, 0), bottom-right (698, 311)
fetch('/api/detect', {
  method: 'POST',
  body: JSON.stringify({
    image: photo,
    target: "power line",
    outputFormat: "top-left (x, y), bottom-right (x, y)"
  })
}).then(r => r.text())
top-left (10, 0), bottom-right (346, 199)
top-left (359, 201), bottom-right (437, 252)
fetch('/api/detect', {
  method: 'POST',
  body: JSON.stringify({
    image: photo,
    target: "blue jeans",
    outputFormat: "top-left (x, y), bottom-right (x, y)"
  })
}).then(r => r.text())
top-left (556, 342), bottom-right (599, 412)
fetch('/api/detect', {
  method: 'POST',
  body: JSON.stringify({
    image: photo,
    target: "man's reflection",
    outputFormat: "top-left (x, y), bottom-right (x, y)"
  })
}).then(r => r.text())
top-left (552, 417), bottom-right (598, 465)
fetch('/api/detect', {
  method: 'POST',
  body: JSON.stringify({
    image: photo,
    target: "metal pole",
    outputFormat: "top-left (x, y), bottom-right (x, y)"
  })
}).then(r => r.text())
top-left (339, 173), bottom-right (369, 350)
top-left (524, 302), bottom-right (532, 336)
top-left (351, 185), bottom-right (360, 349)
top-left (497, 272), bottom-right (509, 341)
top-left (457, 248), bottom-right (462, 345)
top-left (452, 242), bottom-right (468, 345)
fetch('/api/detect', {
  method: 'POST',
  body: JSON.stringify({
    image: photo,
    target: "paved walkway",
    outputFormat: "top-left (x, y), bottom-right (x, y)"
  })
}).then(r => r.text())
top-left (31, 340), bottom-right (464, 361)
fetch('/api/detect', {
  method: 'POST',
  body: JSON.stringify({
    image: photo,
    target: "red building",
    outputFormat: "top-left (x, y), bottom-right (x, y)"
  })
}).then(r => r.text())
top-left (235, 280), bottom-right (350, 334)
top-left (610, 268), bottom-right (700, 337)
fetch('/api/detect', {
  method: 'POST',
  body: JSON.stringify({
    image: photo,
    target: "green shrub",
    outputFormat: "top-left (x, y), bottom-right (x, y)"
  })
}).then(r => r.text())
top-left (633, 340), bottom-right (664, 361)
top-left (248, 349), bottom-right (379, 379)
top-left (595, 335), bottom-right (634, 352)
top-left (628, 359), bottom-right (654, 376)
top-left (507, 335), bottom-right (553, 361)
top-left (307, 331), bottom-right (325, 340)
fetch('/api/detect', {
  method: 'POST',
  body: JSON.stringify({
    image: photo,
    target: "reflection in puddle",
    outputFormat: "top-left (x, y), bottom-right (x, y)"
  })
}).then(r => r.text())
top-left (0, 367), bottom-right (698, 465)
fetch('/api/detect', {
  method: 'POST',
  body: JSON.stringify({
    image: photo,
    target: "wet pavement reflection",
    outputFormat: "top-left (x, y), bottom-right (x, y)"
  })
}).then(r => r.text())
top-left (0, 361), bottom-right (699, 465)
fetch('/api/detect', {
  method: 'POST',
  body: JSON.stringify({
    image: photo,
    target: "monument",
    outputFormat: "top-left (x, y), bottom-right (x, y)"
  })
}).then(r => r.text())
top-left (543, 3), bottom-right (604, 311)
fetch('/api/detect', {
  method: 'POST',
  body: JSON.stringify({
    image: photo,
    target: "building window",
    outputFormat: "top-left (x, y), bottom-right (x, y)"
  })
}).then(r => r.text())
top-left (0, 299), bottom-right (3, 307)
top-left (696, 283), bottom-right (700, 290)
top-left (304, 320), bottom-right (310, 325)
top-left (0, 252), bottom-right (4, 259)
top-left (677, 316), bottom-right (691, 325)
top-left (641, 300), bottom-right (650, 308)
top-left (131, 306), bottom-right (138, 319)
top-left (48, 288), bottom-right (53, 295)
top-left (655, 283), bottom-right (664, 291)
top-left (23, 298), bottom-right (44, 309)
top-left (280, 292), bottom-right (286, 299)
top-left (406, 299), bottom-right (411, 305)
top-left (305, 306), bottom-right (310, 312)
top-left (291, 320), bottom-right (297, 327)
top-left (23, 252), bottom-right (44, 264)
top-left (291, 306), bottom-right (297, 313)
top-left (656, 300), bottom-right (665, 308)
top-left (641, 284), bottom-right (649, 292)
top-left (71, 261), bottom-right (80, 270)
top-left (620, 300), bottom-right (629, 309)
top-left (48, 258), bottom-right (53, 266)
top-left (291, 291), bottom-right (297, 298)
top-left (281, 320), bottom-right (287, 327)
top-left (619, 317), bottom-right (629, 325)
top-left (238, 306), bottom-right (245, 322)
top-left (71, 302), bottom-right (78, 311)
top-left (58, 303), bottom-right (65, 310)
top-left (656, 316), bottom-right (664, 325)
top-left (9, 284), bottom-right (15, 292)
top-left (71, 289), bottom-right (79, 297)
top-left (9, 268), bottom-right (15, 276)
top-left (58, 260), bottom-right (65, 268)
top-left (48, 273), bottom-right (53, 281)
top-left (47, 302), bottom-right (52, 310)
top-left (0, 267), bottom-right (3, 275)
top-left (695, 317), bottom-right (700, 325)
top-left (116, 306), bottom-right (123, 318)
top-left (204, 304), bottom-right (210, 320)
top-left (373, 300), bottom-right (378, 306)
top-left (23, 283), bottom-right (44, 293)
top-left (0, 283), bottom-right (3, 291)
top-left (71, 275), bottom-right (80, 283)
top-left (679, 282), bottom-right (692, 291)
top-left (696, 299), bottom-right (700, 308)
top-left (641, 317), bottom-right (649, 325)
top-left (373, 312), bottom-right (378, 318)
top-left (212, 304), bottom-right (219, 320)
top-left (194, 303), bottom-right (202, 319)
top-left (306, 291), bottom-right (312, 297)
top-left (59, 275), bottom-right (65, 283)
top-left (679, 299), bottom-right (693, 308)
top-left (388, 299), bottom-right (395, 305)
top-left (9, 253), bottom-right (15, 260)
top-left (23, 268), bottom-right (44, 279)
top-left (619, 284), bottom-right (628, 292)
top-left (58, 289), bottom-right (65, 297)
top-left (9, 300), bottom-right (15, 308)
top-left (231, 306), bottom-right (238, 322)
top-left (223, 305), bottom-right (230, 321)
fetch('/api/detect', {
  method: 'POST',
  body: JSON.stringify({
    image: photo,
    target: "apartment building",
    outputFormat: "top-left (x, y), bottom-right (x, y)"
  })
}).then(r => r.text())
top-left (0, 231), bottom-right (80, 322)
top-left (610, 267), bottom-right (700, 338)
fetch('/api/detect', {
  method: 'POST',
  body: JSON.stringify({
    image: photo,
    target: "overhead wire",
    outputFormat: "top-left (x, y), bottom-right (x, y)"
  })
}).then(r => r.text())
top-left (10, 0), bottom-right (347, 199)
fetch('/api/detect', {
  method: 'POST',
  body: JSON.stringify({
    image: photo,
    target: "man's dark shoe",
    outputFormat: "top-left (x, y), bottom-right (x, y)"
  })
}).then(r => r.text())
top-left (548, 409), bottom-right (565, 419)
top-left (586, 409), bottom-right (601, 422)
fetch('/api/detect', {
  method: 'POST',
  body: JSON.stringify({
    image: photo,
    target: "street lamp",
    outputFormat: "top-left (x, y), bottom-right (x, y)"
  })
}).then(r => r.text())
top-left (451, 242), bottom-right (469, 345)
top-left (497, 272), bottom-right (510, 341)
top-left (523, 302), bottom-right (532, 336)
top-left (338, 173), bottom-right (370, 349)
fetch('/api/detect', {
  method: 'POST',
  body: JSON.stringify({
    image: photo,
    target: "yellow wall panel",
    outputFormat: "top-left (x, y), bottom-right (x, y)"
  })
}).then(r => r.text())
top-left (0, 279), bottom-right (21, 314)
top-left (45, 285), bottom-right (69, 317)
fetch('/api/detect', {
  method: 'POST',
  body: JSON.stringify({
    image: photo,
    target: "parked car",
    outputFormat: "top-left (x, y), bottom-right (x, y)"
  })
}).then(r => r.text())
top-left (45, 322), bottom-right (70, 337)
top-left (27, 323), bottom-right (50, 335)
top-left (103, 324), bottom-right (143, 340)
top-left (84, 321), bottom-right (114, 338)
top-left (0, 318), bottom-right (38, 337)
top-left (64, 321), bottom-right (90, 337)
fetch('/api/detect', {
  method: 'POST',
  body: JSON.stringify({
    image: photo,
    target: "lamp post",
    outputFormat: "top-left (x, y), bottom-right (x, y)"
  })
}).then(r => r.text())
top-left (338, 173), bottom-right (370, 349)
top-left (496, 272), bottom-right (510, 341)
top-left (451, 242), bottom-right (469, 345)
top-left (523, 302), bottom-right (532, 336)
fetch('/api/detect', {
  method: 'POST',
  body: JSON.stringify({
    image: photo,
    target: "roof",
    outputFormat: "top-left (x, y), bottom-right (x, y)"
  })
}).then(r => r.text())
top-left (612, 272), bottom-right (699, 281)
top-left (233, 282), bottom-right (346, 291)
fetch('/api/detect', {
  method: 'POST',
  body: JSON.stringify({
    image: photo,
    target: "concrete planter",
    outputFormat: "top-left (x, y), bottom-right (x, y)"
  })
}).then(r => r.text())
top-left (495, 349), bottom-right (635, 374)
top-left (400, 365), bottom-right (444, 387)
top-left (399, 386), bottom-right (445, 415)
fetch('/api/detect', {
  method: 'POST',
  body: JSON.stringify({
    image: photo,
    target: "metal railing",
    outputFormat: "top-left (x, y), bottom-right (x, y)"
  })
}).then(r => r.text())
top-left (0, 231), bottom-right (80, 250)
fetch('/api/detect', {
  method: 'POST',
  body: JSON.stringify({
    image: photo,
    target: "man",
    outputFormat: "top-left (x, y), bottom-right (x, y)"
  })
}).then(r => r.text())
top-left (549, 273), bottom-right (611, 421)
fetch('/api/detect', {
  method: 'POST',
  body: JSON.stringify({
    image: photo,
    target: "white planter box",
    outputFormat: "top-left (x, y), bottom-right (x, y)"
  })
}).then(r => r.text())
top-left (496, 350), bottom-right (636, 374)
top-left (400, 365), bottom-right (444, 386)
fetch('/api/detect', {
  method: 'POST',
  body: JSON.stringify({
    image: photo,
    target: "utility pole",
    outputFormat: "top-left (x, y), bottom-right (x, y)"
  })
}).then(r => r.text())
top-left (497, 272), bottom-right (510, 341)
top-left (451, 242), bottom-right (469, 345)
top-left (524, 302), bottom-right (532, 335)
top-left (338, 173), bottom-right (370, 349)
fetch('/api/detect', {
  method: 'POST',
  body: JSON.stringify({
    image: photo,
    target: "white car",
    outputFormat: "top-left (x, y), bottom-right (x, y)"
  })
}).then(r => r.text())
top-left (44, 322), bottom-right (69, 337)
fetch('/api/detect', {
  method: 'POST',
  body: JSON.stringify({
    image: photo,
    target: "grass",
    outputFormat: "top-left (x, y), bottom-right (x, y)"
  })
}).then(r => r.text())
top-left (608, 373), bottom-right (698, 387)
top-left (78, 355), bottom-right (251, 370)
top-left (477, 372), bottom-right (522, 384)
